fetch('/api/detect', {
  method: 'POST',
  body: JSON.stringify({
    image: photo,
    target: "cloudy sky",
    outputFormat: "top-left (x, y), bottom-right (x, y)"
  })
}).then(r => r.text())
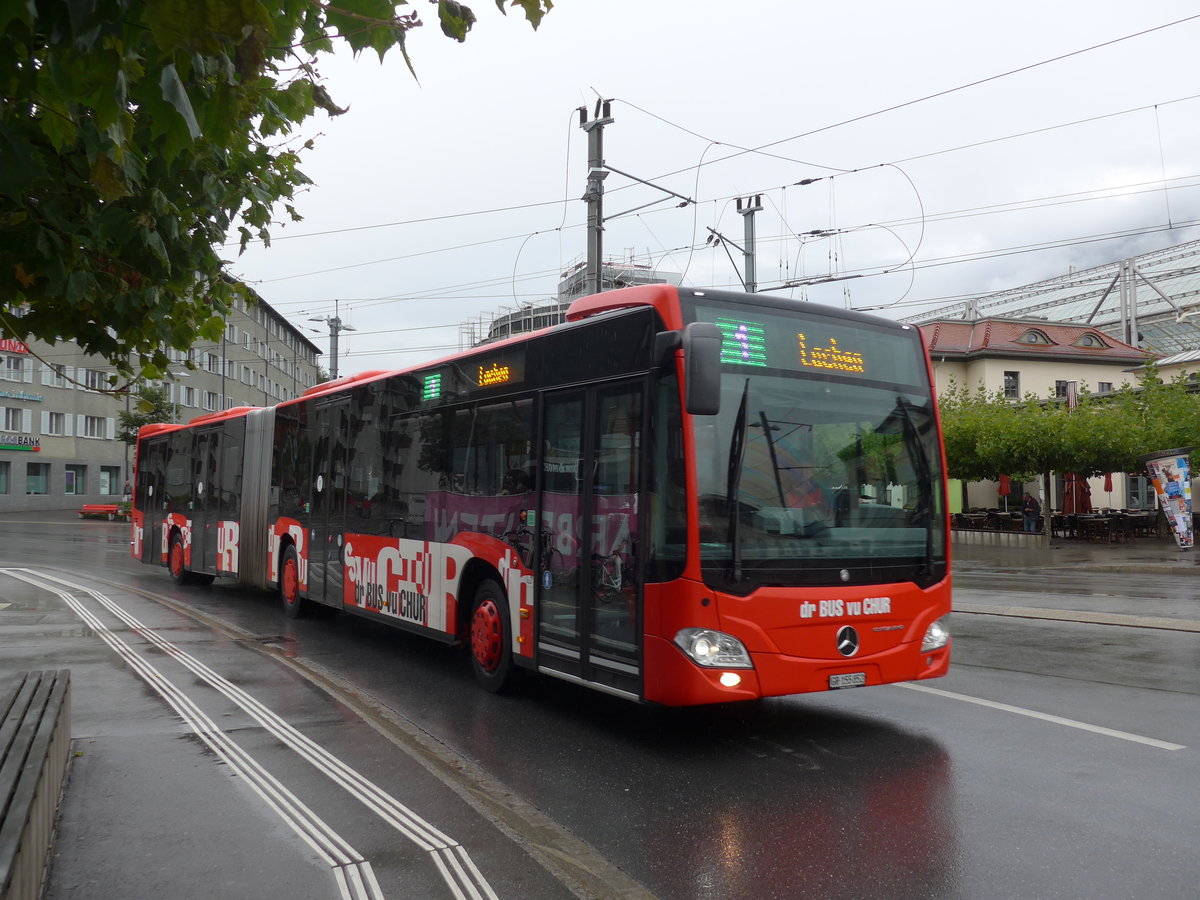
top-left (225, 1), bottom-right (1200, 375)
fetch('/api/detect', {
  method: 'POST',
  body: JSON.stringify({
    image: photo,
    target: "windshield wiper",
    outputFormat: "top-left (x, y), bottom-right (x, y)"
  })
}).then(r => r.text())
top-left (725, 379), bottom-right (750, 581)
top-left (893, 397), bottom-right (935, 575)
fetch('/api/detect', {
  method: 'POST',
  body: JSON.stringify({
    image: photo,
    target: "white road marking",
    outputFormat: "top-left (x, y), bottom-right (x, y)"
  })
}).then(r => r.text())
top-left (3, 568), bottom-right (379, 900)
top-left (6, 568), bottom-right (500, 899)
top-left (898, 682), bottom-right (1187, 751)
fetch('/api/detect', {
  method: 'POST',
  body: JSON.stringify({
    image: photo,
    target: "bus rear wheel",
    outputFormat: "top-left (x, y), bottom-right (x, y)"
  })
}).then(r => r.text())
top-left (168, 533), bottom-right (189, 585)
top-left (469, 578), bottom-right (514, 692)
top-left (280, 545), bottom-right (309, 619)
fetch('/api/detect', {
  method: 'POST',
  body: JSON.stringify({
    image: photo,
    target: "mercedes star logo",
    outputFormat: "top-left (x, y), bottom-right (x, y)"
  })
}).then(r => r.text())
top-left (836, 625), bottom-right (860, 657)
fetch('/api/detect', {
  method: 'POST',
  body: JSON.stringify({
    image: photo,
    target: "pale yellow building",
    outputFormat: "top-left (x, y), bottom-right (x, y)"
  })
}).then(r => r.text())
top-left (918, 317), bottom-right (1155, 511)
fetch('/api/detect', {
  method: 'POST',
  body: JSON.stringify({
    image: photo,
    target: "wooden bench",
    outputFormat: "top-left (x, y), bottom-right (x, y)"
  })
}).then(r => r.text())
top-left (1, 671), bottom-right (71, 900)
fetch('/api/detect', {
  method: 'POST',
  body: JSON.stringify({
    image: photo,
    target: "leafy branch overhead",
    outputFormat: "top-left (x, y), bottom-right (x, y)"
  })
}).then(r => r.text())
top-left (0, 0), bottom-right (552, 387)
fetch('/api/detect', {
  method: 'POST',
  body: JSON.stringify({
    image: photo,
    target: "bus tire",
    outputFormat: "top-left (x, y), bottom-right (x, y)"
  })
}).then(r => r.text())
top-left (168, 532), bottom-right (190, 585)
top-left (280, 544), bottom-right (309, 619)
top-left (469, 578), bottom-right (514, 692)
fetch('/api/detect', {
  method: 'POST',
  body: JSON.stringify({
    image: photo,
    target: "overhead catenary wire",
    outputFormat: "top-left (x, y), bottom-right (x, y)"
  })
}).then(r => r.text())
top-left (220, 17), bottom-right (1200, 368)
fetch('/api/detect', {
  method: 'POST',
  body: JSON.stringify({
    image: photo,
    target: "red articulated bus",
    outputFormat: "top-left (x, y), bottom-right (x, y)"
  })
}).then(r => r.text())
top-left (132, 285), bottom-right (951, 705)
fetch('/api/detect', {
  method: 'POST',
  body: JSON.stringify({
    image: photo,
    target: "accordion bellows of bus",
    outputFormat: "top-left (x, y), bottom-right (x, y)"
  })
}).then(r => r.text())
top-left (132, 285), bottom-right (951, 705)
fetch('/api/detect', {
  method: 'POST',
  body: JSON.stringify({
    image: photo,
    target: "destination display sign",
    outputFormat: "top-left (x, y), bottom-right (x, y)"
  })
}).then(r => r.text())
top-left (698, 305), bottom-right (924, 386)
top-left (416, 346), bottom-right (527, 405)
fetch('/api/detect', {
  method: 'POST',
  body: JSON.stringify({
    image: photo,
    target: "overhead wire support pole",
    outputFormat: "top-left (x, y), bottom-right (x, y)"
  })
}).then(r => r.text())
top-left (579, 100), bottom-right (614, 296)
top-left (737, 195), bottom-right (763, 292)
top-left (309, 299), bottom-right (356, 381)
top-left (706, 228), bottom-right (748, 291)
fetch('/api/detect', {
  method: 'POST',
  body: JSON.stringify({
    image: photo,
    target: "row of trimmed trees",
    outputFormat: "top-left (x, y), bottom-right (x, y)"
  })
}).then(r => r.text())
top-left (937, 366), bottom-right (1199, 484)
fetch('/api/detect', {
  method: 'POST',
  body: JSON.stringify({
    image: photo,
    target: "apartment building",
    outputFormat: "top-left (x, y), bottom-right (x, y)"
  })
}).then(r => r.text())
top-left (0, 294), bottom-right (323, 512)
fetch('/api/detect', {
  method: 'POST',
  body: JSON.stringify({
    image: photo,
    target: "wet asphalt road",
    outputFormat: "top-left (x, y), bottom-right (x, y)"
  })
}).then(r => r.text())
top-left (1, 515), bottom-right (1197, 899)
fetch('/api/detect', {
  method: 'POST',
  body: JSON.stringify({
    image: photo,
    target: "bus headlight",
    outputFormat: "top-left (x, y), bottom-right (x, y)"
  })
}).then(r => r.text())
top-left (921, 617), bottom-right (950, 652)
top-left (674, 628), bottom-right (754, 668)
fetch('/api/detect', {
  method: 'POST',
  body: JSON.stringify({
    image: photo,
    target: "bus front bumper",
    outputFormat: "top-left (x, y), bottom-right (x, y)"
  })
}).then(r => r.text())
top-left (643, 634), bottom-right (951, 706)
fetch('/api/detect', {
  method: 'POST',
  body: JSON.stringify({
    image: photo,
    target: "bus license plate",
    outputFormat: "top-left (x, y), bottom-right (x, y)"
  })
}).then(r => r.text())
top-left (829, 672), bottom-right (866, 690)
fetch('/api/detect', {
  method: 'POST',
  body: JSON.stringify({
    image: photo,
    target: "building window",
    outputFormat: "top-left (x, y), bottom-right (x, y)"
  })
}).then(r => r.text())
top-left (1126, 474), bottom-right (1156, 510)
top-left (45, 364), bottom-right (67, 387)
top-left (82, 368), bottom-right (109, 391)
top-left (0, 460), bottom-right (8, 494)
top-left (44, 411), bottom-right (67, 435)
top-left (82, 415), bottom-right (106, 438)
top-left (100, 465), bottom-right (121, 495)
top-left (1003, 371), bottom-right (1020, 399)
top-left (3, 407), bottom-right (21, 431)
top-left (1054, 381), bottom-right (1069, 399)
top-left (4, 355), bottom-right (26, 381)
top-left (1074, 333), bottom-right (1108, 348)
top-left (184, 386), bottom-right (195, 408)
top-left (1017, 329), bottom-right (1054, 345)
top-left (65, 464), bottom-right (86, 495)
top-left (1098, 382), bottom-right (1113, 394)
top-left (26, 462), bottom-right (49, 494)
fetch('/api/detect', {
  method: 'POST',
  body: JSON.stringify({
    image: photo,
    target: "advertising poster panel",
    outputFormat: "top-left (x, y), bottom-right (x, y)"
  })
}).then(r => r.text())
top-left (1142, 447), bottom-right (1194, 549)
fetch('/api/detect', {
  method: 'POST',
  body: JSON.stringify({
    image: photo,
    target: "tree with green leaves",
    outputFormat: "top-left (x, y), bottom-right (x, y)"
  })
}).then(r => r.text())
top-left (937, 364), bottom-right (1200, 481)
top-left (117, 383), bottom-right (177, 444)
top-left (0, 0), bottom-right (551, 388)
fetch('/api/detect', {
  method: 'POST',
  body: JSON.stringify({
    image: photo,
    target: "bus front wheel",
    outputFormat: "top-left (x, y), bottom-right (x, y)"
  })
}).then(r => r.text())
top-left (469, 579), bottom-right (514, 692)
top-left (280, 545), bottom-right (309, 619)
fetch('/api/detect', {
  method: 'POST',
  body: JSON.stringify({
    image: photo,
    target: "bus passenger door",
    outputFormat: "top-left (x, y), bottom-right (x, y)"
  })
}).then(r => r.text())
top-left (192, 428), bottom-right (220, 575)
top-left (309, 399), bottom-right (350, 608)
top-left (537, 382), bottom-right (643, 699)
top-left (137, 438), bottom-right (169, 565)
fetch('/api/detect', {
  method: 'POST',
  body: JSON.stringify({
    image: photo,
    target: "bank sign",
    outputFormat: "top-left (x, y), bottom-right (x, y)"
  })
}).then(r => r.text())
top-left (0, 433), bottom-right (40, 451)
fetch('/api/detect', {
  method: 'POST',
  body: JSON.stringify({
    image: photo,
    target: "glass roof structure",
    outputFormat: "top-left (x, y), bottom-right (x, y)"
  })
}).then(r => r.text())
top-left (903, 238), bottom-right (1200, 356)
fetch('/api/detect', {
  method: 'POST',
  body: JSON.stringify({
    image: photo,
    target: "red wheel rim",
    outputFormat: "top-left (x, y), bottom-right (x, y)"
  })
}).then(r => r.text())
top-left (283, 557), bottom-right (299, 605)
top-left (169, 541), bottom-right (184, 578)
top-left (471, 597), bottom-right (503, 672)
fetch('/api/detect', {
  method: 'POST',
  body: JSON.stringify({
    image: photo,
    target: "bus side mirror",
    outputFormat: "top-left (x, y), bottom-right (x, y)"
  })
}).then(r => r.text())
top-left (683, 322), bottom-right (721, 416)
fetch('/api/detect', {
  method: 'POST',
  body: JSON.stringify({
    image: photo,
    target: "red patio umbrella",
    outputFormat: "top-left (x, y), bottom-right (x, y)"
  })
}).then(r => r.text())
top-left (1063, 472), bottom-right (1092, 514)
top-left (998, 475), bottom-right (1011, 511)
top-left (1104, 472), bottom-right (1113, 507)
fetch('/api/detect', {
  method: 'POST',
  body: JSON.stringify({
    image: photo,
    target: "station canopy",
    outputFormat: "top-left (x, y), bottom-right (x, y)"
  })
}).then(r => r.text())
top-left (903, 237), bottom-right (1200, 356)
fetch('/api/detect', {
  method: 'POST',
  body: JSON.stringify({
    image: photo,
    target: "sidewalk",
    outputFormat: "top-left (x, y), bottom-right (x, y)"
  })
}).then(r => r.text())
top-left (953, 534), bottom-right (1200, 633)
top-left (953, 532), bottom-right (1200, 576)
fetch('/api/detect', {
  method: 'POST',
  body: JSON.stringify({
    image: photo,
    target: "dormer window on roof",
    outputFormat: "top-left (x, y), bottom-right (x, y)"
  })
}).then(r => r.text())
top-left (1073, 332), bottom-right (1109, 349)
top-left (1016, 328), bottom-right (1054, 345)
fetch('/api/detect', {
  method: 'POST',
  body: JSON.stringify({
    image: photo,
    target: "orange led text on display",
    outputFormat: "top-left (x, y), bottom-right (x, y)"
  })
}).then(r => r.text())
top-left (478, 362), bottom-right (512, 387)
top-left (796, 333), bottom-right (865, 374)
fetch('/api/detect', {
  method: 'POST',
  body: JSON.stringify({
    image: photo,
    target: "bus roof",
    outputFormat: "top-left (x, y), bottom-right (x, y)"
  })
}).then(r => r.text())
top-left (185, 406), bottom-right (259, 426)
top-left (566, 284), bottom-right (685, 330)
top-left (277, 284), bottom-right (687, 408)
top-left (300, 370), bottom-right (392, 399)
top-left (137, 422), bottom-right (185, 438)
top-left (138, 406), bottom-right (260, 439)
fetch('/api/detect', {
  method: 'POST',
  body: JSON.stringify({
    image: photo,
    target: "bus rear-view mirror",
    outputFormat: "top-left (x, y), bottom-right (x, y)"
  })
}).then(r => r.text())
top-left (683, 322), bottom-right (721, 416)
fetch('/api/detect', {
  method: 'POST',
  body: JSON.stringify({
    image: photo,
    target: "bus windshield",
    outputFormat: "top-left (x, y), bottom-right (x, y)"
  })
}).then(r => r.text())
top-left (689, 302), bottom-right (946, 593)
